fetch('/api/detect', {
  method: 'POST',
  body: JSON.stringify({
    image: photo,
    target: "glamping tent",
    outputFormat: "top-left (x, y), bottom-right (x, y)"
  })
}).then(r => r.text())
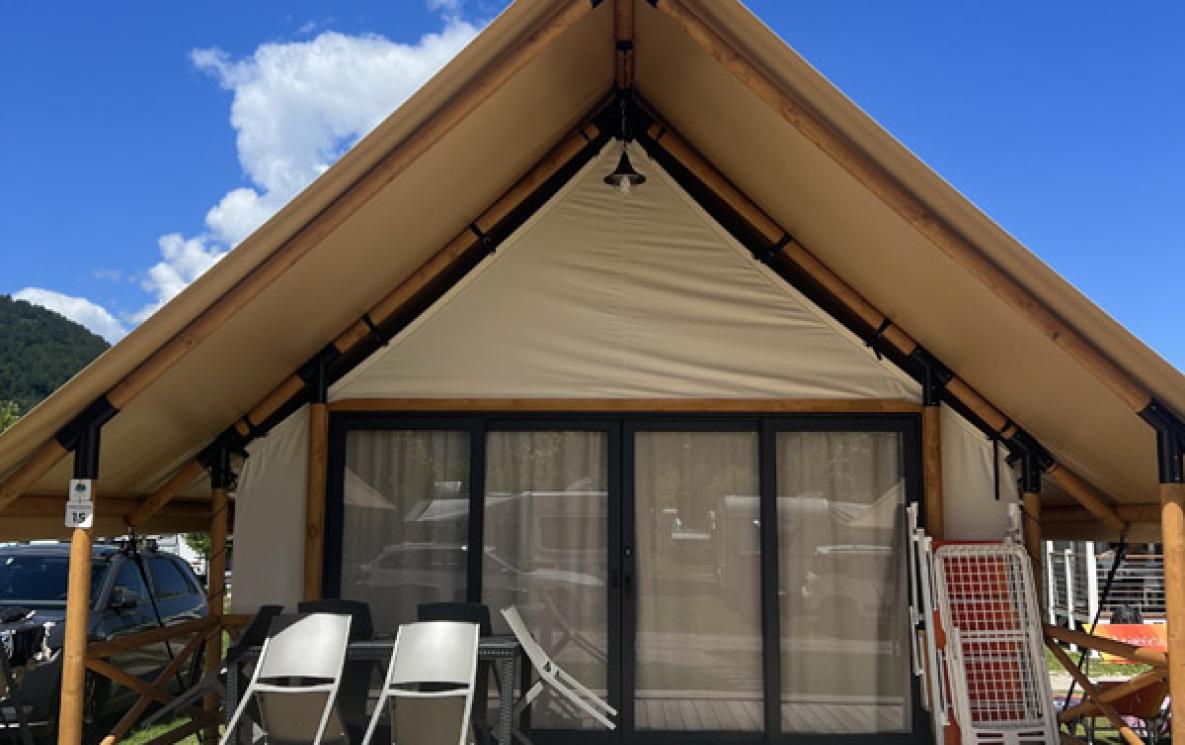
top-left (0, 1), bottom-right (1181, 743)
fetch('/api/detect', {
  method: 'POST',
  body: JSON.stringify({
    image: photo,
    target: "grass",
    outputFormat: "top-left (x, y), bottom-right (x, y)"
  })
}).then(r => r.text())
top-left (1045, 646), bottom-right (1153, 681)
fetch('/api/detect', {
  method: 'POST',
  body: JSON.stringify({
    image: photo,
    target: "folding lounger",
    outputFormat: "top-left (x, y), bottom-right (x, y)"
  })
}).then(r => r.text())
top-left (501, 605), bottom-right (616, 743)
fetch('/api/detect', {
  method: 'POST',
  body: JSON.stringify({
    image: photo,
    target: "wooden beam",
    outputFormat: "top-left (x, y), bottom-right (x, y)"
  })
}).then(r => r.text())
top-left (1022, 491), bottom-right (1042, 610)
top-left (100, 628), bottom-right (213, 745)
top-left (88, 617), bottom-right (218, 659)
top-left (922, 405), bottom-right (943, 538)
top-left (203, 484), bottom-right (230, 738)
top-left (126, 460), bottom-right (207, 528)
top-left (614, 0), bottom-right (635, 89)
top-left (0, 439), bottom-right (67, 513)
top-left (1046, 463), bottom-right (1126, 532)
top-left (1042, 503), bottom-right (1161, 524)
top-left (328, 397), bottom-right (923, 413)
top-left (1058, 668), bottom-right (1167, 722)
top-left (650, 0), bottom-right (1152, 415)
top-left (86, 657), bottom-right (195, 710)
top-left (1161, 481), bottom-right (1185, 744)
top-left (1046, 638), bottom-right (1145, 745)
top-left (1044, 624), bottom-right (1167, 667)
top-left (58, 488), bottom-right (96, 745)
top-left (2, 0), bottom-right (600, 510)
top-left (303, 402), bottom-right (328, 601)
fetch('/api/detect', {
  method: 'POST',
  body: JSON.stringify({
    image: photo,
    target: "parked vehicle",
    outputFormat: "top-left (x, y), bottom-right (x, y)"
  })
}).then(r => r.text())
top-left (0, 542), bottom-right (207, 737)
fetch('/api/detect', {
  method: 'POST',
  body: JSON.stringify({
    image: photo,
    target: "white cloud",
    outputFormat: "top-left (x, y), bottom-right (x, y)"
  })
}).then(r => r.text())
top-left (13, 288), bottom-right (128, 343)
top-left (21, 6), bottom-right (480, 334)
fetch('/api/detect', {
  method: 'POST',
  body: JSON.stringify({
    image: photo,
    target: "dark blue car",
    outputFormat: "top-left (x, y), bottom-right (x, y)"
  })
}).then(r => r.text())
top-left (0, 543), bottom-right (207, 739)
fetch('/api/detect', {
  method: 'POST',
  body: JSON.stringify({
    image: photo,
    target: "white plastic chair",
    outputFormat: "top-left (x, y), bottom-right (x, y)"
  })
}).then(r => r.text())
top-left (500, 605), bottom-right (616, 736)
top-left (219, 613), bottom-right (352, 745)
top-left (361, 621), bottom-right (480, 745)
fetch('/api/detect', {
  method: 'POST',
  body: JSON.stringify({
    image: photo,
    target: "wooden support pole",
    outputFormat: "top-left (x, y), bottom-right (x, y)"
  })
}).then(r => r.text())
top-left (0, 438), bottom-right (68, 513)
top-left (126, 459), bottom-right (207, 528)
top-left (1046, 638), bottom-right (1145, 745)
top-left (1023, 491), bottom-right (1043, 610)
top-left (650, 0), bottom-right (1152, 415)
top-left (1046, 463), bottom-right (1126, 532)
top-left (303, 402), bottom-right (328, 601)
top-left (1161, 480), bottom-right (1185, 744)
top-left (203, 474), bottom-right (230, 738)
top-left (59, 506), bottom-right (95, 745)
top-left (922, 404), bottom-right (943, 538)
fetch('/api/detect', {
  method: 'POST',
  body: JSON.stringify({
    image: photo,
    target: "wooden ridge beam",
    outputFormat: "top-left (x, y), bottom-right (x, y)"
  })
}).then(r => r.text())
top-left (649, 0), bottom-right (1153, 416)
top-left (639, 109), bottom-right (1130, 529)
top-left (614, 0), bottom-right (635, 90)
top-left (0, 0), bottom-right (601, 510)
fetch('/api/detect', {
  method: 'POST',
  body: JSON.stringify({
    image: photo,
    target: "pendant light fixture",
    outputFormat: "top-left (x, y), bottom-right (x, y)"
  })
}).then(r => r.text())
top-left (604, 95), bottom-right (645, 196)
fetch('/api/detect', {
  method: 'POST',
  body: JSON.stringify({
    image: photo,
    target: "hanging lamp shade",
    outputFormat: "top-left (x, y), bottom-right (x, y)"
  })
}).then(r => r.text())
top-left (604, 147), bottom-right (646, 194)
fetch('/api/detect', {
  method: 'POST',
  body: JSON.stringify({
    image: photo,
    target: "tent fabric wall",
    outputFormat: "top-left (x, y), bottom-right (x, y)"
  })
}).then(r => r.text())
top-left (331, 143), bottom-right (921, 402)
top-left (232, 404), bottom-right (309, 612)
top-left (941, 402), bottom-right (1019, 539)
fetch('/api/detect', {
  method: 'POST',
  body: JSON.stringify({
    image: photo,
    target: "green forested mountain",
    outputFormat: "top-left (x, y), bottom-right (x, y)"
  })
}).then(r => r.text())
top-left (0, 295), bottom-right (110, 414)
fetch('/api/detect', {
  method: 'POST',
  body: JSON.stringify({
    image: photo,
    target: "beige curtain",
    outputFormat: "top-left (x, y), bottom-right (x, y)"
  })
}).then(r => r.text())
top-left (634, 431), bottom-right (763, 732)
top-left (484, 430), bottom-right (608, 729)
top-left (776, 431), bottom-right (909, 733)
top-left (340, 429), bottom-right (470, 632)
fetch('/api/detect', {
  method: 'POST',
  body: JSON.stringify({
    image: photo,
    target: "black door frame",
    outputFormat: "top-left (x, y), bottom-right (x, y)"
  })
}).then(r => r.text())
top-left (324, 410), bottom-right (927, 745)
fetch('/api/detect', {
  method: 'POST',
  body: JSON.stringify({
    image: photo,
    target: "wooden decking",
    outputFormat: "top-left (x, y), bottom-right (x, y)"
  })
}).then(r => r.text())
top-left (628, 695), bottom-right (904, 734)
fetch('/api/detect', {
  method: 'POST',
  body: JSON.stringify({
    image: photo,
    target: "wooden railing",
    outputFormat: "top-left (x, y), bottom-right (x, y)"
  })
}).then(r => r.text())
top-left (86, 614), bottom-right (251, 745)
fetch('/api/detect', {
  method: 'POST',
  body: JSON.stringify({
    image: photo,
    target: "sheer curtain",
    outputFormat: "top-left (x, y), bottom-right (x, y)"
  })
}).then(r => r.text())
top-left (484, 430), bottom-right (608, 729)
top-left (340, 429), bottom-right (470, 633)
top-left (634, 431), bottom-right (763, 732)
top-left (776, 431), bottom-right (909, 733)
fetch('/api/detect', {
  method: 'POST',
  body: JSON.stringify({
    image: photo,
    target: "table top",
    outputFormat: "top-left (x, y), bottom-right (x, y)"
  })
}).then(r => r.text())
top-left (235, 633), bottom-right (521, 663)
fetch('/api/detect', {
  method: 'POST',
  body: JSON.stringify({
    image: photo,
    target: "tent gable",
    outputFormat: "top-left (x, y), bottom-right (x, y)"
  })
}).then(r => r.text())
top-left (332, 142), bottom-right (919, 402)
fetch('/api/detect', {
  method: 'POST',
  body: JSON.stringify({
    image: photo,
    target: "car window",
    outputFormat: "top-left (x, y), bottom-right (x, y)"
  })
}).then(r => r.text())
top-left (0, 554), bottom-right (107, 607)
top-left (112, 560), bottom-right (150, 604)
top-left (147, 557), bottom-right (191, 598)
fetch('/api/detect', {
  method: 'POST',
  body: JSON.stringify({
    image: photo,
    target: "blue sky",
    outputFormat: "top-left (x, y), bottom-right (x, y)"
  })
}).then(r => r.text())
top-left (2, 1), bottom-right (1182, 370)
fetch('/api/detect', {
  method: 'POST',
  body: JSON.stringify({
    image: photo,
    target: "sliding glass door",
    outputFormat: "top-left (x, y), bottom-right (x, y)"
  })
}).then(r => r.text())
top-left (326, 413), bottom-right (922, 745)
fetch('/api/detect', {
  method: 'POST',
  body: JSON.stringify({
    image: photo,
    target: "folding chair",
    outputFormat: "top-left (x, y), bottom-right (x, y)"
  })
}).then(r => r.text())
top-left (500, 605), bottom-right (616, 740)
top-left (361, 621), bottom-right (480, 745)
top-left (143, 604), bottom-right (283, 728)
top-left (219, 613), bottom-right (352, 745)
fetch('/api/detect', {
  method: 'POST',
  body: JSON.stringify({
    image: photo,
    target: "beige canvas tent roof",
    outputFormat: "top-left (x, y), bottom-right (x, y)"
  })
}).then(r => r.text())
top-left (1, 0), bottom-right (1182, 539)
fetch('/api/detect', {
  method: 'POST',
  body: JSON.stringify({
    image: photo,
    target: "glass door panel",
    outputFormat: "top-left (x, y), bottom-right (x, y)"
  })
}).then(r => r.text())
top-left (484, 430), bottom-right (610, 730)
top-left (775, 430), bottom-right (910, 734)
top-left (339, 429), bottom-right (471, 631)
top-left (632, 430), bottom-right (763, 732)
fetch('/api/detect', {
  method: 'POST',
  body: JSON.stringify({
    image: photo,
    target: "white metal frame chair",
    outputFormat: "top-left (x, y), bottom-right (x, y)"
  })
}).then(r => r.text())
top-left (219, 613), bottom-right (352, 745)
top-left (361, 621), bottom-right (480, 745)
top-left (501, 605), bottom-right (616, 740)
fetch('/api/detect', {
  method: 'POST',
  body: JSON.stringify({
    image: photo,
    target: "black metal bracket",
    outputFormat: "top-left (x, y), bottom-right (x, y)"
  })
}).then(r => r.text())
top-left (865, 317), bottom-right (893, 361)
top-left (752, 232), bottom-right (791, 265)
top-left (910, 347), bottom-right (953, 407)
top-left (1140, 398), bottom-right (1185, 483)
top-left (469, 222), bottom-right (495, 256)
top-left (361, 313), bottom-right (386, 347)
top-left (54, 395), bottom-right (118, 453)
top-left (208, 441), bottom-right (233, 490)
top-left (297, 344), bottom-right (341, 405)
top-left (616, 39), bottom-right (634, 53)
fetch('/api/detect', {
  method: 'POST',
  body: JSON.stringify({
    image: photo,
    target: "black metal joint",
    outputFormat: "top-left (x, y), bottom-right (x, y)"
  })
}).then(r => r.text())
top-left (209, 442), bottom-right (234, 490)
top-left (911, 347), bottom-right (953, 407)
top-left (1007, 428), bottom-right (1055, 474)
top-left (753, 232), bottom-right (792, 265)
top-left (865, 317), bottom-right (893, 361)
top-left (1140, 399), bottom-right (1185, 484)
top-left (361, 313), bottom-right (387, 348)
top-left (72, 424), bottom-right (101, 480)
top-left (55, 394), bottom-right (118, 452)
top-left (469, 222), bottom-right (495, 256)
top-left (297, 344), bottom-right (341, 405)
top-left (616, 40), bottom-right (635, 52)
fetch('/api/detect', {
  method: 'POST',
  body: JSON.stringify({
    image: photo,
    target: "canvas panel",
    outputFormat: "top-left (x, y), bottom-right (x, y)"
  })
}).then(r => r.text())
top-left (332, 143), bottom-right (920, 401)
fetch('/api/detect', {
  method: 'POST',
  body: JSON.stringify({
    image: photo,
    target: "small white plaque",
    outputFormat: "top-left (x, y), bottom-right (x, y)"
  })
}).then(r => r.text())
top-left (68, 479), bottom-right (94, 503)
top-left (65, 500), bottom-right (94, 529)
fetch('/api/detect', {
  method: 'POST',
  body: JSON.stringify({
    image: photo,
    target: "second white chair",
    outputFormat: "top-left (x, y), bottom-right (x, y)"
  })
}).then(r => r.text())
top-left (361, 620), bottom-right (481, 745)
